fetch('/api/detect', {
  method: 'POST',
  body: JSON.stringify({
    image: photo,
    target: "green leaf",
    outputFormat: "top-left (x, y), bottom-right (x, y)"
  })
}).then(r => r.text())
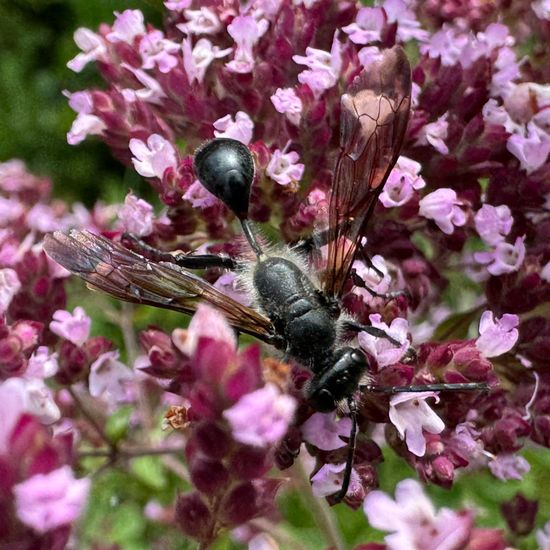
top-left (105, 405), bottom-right (133, 442)
top-left (131, 456), bottom-right (167, 491)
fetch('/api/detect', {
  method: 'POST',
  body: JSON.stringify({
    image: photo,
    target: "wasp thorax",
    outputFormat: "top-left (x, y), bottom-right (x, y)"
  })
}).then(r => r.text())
top-left (193, 138), bottom-right (254, 219)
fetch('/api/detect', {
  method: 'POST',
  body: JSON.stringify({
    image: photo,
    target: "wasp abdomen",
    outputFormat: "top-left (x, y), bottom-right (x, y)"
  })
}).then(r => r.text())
top-left (253, 256), bottom-right (336, 364)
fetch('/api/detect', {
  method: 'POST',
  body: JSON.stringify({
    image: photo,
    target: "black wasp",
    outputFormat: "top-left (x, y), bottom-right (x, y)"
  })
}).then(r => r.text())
top-left (44, 46), bottom-right (486, 502)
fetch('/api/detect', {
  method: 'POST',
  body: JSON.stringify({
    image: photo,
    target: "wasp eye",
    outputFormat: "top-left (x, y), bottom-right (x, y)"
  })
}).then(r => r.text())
top-left (193, 138), bottom-right (254, 219)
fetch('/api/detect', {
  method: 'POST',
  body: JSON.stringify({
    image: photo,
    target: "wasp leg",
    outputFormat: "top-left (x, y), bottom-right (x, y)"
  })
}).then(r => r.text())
top-left (351, 270), bottom-right (408, 301)
top-left (121, 233), bottom-right (236, 269)
top-left (332, 397), bottom-right (358, 503)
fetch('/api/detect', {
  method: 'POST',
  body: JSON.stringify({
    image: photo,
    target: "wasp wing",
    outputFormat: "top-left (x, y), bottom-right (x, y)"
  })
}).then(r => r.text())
top-left (44, 230), bottom-right (276, 343)
top-left (322, 46), bottom-right (411, 298)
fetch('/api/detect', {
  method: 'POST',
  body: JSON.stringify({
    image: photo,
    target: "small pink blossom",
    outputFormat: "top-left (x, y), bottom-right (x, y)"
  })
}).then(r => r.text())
top-left (532, 0), bottom-right (550, 19)
top-left (364, 479), bottom-right (473, 550)
top-left (177, 8), bottom-right (222, 35)
top-left (475, 311), bottom-right (519, 358)
top-left (67, 28), bottom-right (107, 73)
top-left (0, 378), bottom-right (25, 453)
top-left (213, 112), bottom-right (254, 145)
top-left (50, 306), bottom-right (91, 347)
top-left (0, 267), bottom-right (21, 313)
top-left (491, 47), bottom-right (521, 97)
top-left (226, 15), bottom-right (268, 74)
top-left (129, 134), bottom-right (178, 179)
top-left (164, 0), bottom-right (191, 11)
top-left (415, 114), bottom-right (449, 154)
top-left (106, 9), bottom-right (145, 44)
top-left (488, 453), bottom-right (530, 481)
top-left (65, 90), bottom-right (105, 146)
top-left (380, 156), bottom-right (426, 208)
top-left (13, 465), bottom-right (91, 534)
top-left (474, 236), bottom-right (526, 276)
top-left (474, 204), bottom-right (513, 246)
top-left (119, 193), bottom-right (154, 237)
top-left (541, 261), bottom-right (550, 283)
top-left (183, 180), bottom-right (218, 209)
top-left (310, 462), bottom-right (361, 498)
top-left (223, 383), bottom-right (296, 447)
top-left (26, 346), bottom-right (59, 379)
top-left (482, 99), bottom-right (521, 134)
top-left (89, 351), bottom-right (134, 401)
top-left (172, 303), bottom-right (237, 356)
top-left (358, 46), bottom-right (383, 68)
top-left (352, 255), bottom-right (392, 304)
top-left (342, 7), bottom-right (385, 45)
top-left (507, 122), bottom-right (550, 173)
top-left (0, 377), bottom-right (60, 426)
top-left (389, 392), bottom-right (445, 456)
top-left (26, 203), bottom-right (68, 233)
top-left (301, 411), bottom-right (352, 451)
top-left (358, 314), bottom-right (410, 368)
top-left (266, 148), bottom-right (304, 186)
top-left (214, 272), bottom-right (251, 306)
top-left (0, 196), bottom-right (23, 224)
top-left (536, 521), bottom-right (550, 550)
top-left (120, 64), bottom-right (167, 104)
top-left (418, 188), bottom-right (466, 235)
top-left (270, 88), bottom-right (303, 126)
top-left (182, 37), bottom-right (232, 84)
top-left (139, 30), bottom-right (180, 74)
top-left (383, 0), bottom-right (429, 43)
top-left (293, 32), bottom-right (342, 98)
top-left (420, 26), bottom-right (469, 67)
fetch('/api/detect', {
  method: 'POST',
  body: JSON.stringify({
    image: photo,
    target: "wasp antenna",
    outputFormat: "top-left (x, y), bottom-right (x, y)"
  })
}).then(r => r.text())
top-left (363, 382), bottom-right (490, 394)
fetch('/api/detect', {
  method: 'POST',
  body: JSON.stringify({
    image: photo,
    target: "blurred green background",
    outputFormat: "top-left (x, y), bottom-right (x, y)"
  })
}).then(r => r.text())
top-left (0, 0), bottom-right (164, 204)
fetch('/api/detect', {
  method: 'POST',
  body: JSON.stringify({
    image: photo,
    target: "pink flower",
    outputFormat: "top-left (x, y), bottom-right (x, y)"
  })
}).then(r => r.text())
top-left (358, 314), bottom-right (410, 368)
top-left (474, 204), bottom-right (513, 246)
top-left (89, 350), bottom-right (134, 401)
top-left (301, 411), bottom-right (352, 451)
top-left (293, 32), bottom-right (342, 98)
top-left (532, 0), bottom-right (550, 19)
top-left (474, 236), bottom-right (526, 275)
top-left (65, 90), bottom-right (105, 145)
top-left (482, 99), bottom-right (521, 134)
top-left (383, 0), bottom-right (429, 43)
top-left (120, 64), bottom-right (167, 104)
top-left (119, 193), bottom-right (154, 237)
top-left (0, 378), bottom-right (25, 453)
top-left (536, 521), bottom-right (550, 550)
top-left (223, 383), bottom-right (296, 447)
top-left (13, 465), bottom-right (91, 533)
top-left (266, 148), bottom-right (304, 186)
top-left (27, 203), bottom-right (68, 232)
top-left (420, 26), bottom-right (469, 67)
top-left (415, 114), bottom-right (450, 154)
top-left (129, 134), bottom-right (178, 179)
top-left (67, 28), bottom-right (107, 73)
top-left (172, 303), bottom-right (237, 356)
top-left (139, 30), bottom-right (180, 74)
top-left (475, 311), bottom-right (519, 358)
top-left (270, 88), bottom-right (303, 126)
top-left (364, 479), bottom-right (473, 550)
top-left (213, 272), bottom-right (251, 305)
top-left (358, 46), bottom-right (383, 68)
top-left (488, 453), bottom-right (530, 481)
top-left (183, 180), bottom-right (218, 209)
top-left (106, 9), bottom-right (145, 44)
top-left (0, 267), bottom-right (21, 313)
top-left (353, 255), bottom-right (392, 300)
top-left (389, 392), bottom-right (445, 456)
top-left (491, 47), bottom-right (521, 97)
top-left (50, 307), bottom-right (91, 347)
top-left (0, 196), bottom-right (23, 224)
top-left (310, 463), bottom-right (361, 498)
top-left (177, 8), bottom-right (222, 35)
top-left (507, 122), bottom-right (550, 173)
top-left (26, 346), bottom-right (59, 379)
top-left (182, 37), bottom-right (232, 84)
top-left (418, 188), bottom-right (466, 235)
top-left (226, 15), bottom-right (268, 74)
top-left (213, 112), bottom-right (254, 145)
top-left (164, 0), bottom-right (191, 10)
top-left (342, 7), bottom-right (385, 45)
top-left (380, 156), bottom-right (426, 208)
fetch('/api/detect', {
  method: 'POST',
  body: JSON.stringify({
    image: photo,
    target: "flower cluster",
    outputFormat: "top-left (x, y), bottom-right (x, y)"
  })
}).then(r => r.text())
top-left (1, 0), bottom-right (549, 548)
